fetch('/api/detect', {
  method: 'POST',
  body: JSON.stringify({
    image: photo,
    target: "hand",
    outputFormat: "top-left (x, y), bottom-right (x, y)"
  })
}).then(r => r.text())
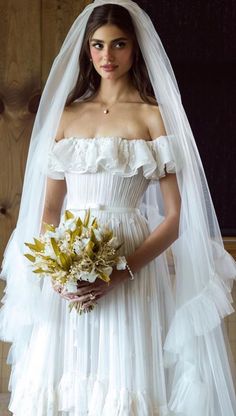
top-left (66, 269), bottom-right (129, 311)
top-left (51, 279), bottom-right (90, 301)
top-left (51, 280), bottom-right (71, 300)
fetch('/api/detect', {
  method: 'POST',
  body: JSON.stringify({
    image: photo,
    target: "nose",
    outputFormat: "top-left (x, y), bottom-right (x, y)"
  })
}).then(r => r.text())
top-left (102, 45), bottom-right (114, 62)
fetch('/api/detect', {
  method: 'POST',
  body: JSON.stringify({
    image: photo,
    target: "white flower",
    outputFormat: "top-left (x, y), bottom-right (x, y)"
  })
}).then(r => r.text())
top-left (44, 244), bottom-right (57, 260)
top-left (45, 228), bottom-right (64, 240)
top-left (65, 281), bottom-right (78, 293)
top-left (73, 239), bottom-right (83, 254)
top-left (34, 256), bottom-right (48, 270)
top-left (78, 271), bottom-right (98, 283)
top-left (54, 270), bottom-right (67, 280)
top-left (61, 218), bottom-right (77, 232)
top-left (81, 237), bottom-right (91, 246)
top-left (59, 239), bottom-right (70, 252)
top-left (116, 256), bottom-right (127, 270)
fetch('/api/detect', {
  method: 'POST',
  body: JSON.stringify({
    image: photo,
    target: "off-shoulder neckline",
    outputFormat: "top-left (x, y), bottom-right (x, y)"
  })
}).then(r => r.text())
top-left (54, 135), bottom-right (172, 145)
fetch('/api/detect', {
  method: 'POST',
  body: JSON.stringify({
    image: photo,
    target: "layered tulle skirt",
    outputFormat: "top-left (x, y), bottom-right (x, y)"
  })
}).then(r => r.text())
top-left (7, 209), bottom-right (176, 416)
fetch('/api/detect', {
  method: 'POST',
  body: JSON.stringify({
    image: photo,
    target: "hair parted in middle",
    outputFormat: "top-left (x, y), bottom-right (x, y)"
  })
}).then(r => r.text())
top-left (66, 3), bottom-right (157, 106)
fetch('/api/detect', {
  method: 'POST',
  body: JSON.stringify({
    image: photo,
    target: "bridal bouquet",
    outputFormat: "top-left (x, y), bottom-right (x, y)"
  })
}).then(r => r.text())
top-left (24, 209), bottom-right (127, 313)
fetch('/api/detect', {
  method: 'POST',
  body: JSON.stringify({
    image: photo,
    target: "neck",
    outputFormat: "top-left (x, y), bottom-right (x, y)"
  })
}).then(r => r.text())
top-left (95, 74), bottom-right (136, 105)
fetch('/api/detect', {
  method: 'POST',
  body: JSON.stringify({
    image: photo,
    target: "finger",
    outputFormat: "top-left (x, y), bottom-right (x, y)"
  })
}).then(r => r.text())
top-left (73, 287), bottom-right (93, 296)
top-left (67, 293), bottom-right (94, 303)
top-left (77, 281), bottom-right (91, 288)
top-left (81, 300), bottom-right (97, 310)
top-left (69, 287), bottom-right (100, 297)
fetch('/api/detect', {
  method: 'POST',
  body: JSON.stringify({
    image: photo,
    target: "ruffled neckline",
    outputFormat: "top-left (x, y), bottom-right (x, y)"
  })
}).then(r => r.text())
top-left (48, 134), bottom-right (180, 180)
top-left (53, 135), bottom-right (168, 146)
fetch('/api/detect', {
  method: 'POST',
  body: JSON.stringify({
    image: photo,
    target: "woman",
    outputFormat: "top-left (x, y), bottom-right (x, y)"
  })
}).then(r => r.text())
top-left (1, 1), bottom-right (236, 415)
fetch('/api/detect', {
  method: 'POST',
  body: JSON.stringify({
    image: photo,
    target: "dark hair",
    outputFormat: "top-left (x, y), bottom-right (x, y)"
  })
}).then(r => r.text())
top-left (66, 4), bottom-right (157, 106)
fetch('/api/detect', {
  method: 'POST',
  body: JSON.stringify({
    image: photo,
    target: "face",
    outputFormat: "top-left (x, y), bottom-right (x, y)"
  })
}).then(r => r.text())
top-left (89, 24), bottom-right (134, 80)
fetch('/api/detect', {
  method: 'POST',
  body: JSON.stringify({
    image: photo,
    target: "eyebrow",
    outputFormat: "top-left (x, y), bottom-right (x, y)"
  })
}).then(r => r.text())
top-left (90, 37), bottom-right (128, 43)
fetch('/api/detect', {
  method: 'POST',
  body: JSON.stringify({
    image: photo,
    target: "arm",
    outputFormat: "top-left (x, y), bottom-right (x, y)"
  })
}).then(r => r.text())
top-left (40, 178), bottom-right (67, 234)
top-left (126, 104), bottom-right (181, 273)
top-left (40, 111), bottom-right (67, 233)
top-left (126, 173), bottom-right (180, 273)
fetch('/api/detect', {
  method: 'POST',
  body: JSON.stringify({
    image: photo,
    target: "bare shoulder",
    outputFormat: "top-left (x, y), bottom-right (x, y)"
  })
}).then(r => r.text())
top-left (55, 102), bottom-right (82, 142)
top-left (142, 98), bottom-right (167, 140)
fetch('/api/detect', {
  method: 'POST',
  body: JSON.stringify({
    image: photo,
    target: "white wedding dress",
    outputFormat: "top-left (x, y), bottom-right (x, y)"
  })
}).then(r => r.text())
top-left (6, 135), bottom-right (236, 416)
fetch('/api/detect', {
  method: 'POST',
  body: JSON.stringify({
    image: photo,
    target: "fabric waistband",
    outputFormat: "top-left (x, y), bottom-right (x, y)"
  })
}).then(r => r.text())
top-left (67, 204), bottom-right (140, 214)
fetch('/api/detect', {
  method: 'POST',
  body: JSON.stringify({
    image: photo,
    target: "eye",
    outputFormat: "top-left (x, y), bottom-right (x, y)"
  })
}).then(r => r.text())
top-left (114, 41), bottom-right (126, 48)
top-left (91, 43), bottom-right (103, 49)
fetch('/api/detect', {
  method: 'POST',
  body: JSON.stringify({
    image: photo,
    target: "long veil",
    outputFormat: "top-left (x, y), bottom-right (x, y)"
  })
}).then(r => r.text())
top-left (0, 1), bottom-right (236, 414)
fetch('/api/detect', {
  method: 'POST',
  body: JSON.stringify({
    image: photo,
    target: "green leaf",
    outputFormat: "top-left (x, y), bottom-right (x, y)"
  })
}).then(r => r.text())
top-left (43, 222), bottom-right (55, 232)
top-left (98, 272), bottom-right (110, 283)
top-left (76, 217), bottom-right (83, 228)
top-left (24, 253), bottom-right (36, 263)
top-left (90, 228), bottom-right (98, 244)
top-left (65, 210), bottom-right (74, 220)
top-left (24, 242), bottom-right (38, 252)
top-left (91, 218), bottom-right (98, 228)
top-left (24, 239), bottom-right (45, 253)
top-left (33, 238), bottom-right (45, 251)
top-left (83, 209), bottom-right (90, 227)
top-left (85, 240), bottom-right (95, 258)
top-left (103, 230), bottom-right (113, 243)
top-left (59, 252), bottom-right (72, 270)
top-left (33, 268), bottom-right (47, 274)
top-left (50, 237), bottom-right (61, 258)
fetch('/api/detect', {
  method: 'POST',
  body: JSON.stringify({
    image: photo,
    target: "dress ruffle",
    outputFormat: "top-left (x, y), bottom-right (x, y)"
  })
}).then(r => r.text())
top-left (47, 135), bottom-right (181, 180)
top-left (9, 377), bottom-right (173, 416)
top-left (162, 239), bottom-right (236, 415)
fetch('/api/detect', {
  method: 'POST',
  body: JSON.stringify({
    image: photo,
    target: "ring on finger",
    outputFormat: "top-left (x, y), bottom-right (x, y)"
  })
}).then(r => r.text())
top-left (89, 293), bottom-right (96, 300)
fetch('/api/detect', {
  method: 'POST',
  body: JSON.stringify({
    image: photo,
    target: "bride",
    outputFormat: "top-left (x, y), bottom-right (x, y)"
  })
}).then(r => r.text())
top-left (1, 1), bottom-right (236, 415)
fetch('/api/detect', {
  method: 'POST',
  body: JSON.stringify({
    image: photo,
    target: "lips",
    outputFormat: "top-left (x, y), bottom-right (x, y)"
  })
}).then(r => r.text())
top-left (101, 65), bottom-right (117, 70)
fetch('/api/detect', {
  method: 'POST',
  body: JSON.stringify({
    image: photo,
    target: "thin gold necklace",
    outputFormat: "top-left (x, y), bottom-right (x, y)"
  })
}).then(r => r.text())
top-left (102, 101), bottom-right (116, 115)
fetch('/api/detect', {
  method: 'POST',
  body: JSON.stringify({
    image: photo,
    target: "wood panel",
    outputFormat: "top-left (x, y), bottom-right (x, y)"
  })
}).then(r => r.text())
top-left (0, 0), bottom-right (41, 393)
top-left (0, 0), bottom-right (41, 258)
top-left (0, 0), bottom-right (92, 394)
top-left (41, 0), bottom-right (91, 84)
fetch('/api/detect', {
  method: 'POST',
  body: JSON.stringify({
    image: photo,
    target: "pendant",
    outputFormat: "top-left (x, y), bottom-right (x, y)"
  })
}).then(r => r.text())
top-left (103, 109), bottom-right (109, 114)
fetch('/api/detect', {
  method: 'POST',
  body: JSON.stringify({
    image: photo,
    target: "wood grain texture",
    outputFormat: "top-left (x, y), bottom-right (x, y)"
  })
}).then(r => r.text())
top-left (0, 0), bottom-right (41, 259)
top-left (41, 0), bottom-right (91, 84)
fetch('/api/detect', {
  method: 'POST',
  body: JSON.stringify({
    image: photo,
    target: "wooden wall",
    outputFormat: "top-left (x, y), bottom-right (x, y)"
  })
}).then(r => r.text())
top-left (0, 0), bottom-right (235, 395)
top-left (0, 0), bottom-right (91, 395)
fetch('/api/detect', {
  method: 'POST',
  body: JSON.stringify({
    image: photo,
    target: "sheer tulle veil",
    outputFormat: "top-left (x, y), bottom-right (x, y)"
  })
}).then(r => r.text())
top-left (1, 0), bottom-right (236, 414)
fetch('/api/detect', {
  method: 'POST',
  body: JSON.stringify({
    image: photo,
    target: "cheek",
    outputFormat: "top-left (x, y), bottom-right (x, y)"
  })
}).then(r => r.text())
top-left (121, 49), bottom-right (134, 66)
top-left (90, 48), bottom-right (100, 63)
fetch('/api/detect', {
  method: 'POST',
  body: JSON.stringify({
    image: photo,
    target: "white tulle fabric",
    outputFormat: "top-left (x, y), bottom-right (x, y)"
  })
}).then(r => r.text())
top-left (1, 0), bottom-right (236, 415)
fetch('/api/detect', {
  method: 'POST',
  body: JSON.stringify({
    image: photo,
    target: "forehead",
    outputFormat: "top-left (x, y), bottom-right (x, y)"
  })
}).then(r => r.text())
top-left (91, 24), bottom-right (129, 41)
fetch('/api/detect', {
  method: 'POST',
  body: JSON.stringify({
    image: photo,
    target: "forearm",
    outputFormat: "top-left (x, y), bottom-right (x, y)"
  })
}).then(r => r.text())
top-left (126, 215), bottom-right (179, 273)
top-left (40, 207), bottom-right (61, 234)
